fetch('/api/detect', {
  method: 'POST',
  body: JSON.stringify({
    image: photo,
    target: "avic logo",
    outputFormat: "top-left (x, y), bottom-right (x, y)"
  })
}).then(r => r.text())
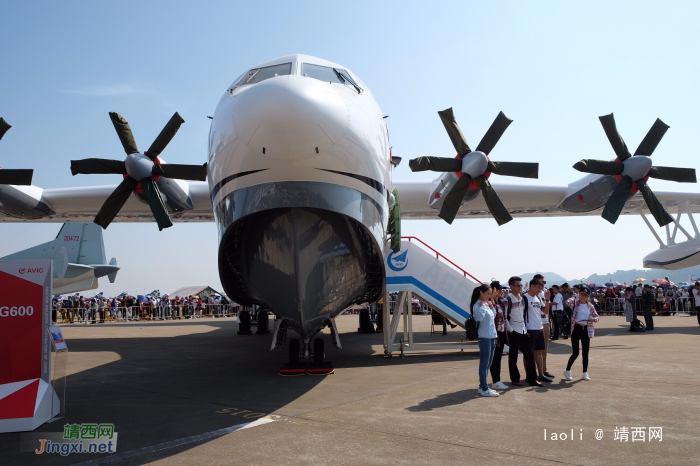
top-left (19, 268), bottom-right (26, 274)
top-left (387, 250), bottom-right (408, 271)
top-left (19, 267), bottom-right (44, 274)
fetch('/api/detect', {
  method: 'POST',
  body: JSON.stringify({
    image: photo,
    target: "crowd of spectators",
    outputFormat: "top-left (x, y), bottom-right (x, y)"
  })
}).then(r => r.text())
top-left (51, 294), bottom-right (236, 324)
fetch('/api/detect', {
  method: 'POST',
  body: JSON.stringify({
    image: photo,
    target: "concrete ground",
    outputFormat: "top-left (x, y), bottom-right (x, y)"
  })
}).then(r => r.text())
top-left (1, 313), bottom-right (699, 465)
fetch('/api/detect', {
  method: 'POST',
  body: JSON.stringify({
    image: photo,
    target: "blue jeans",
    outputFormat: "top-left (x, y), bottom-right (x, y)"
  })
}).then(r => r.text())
top-left (478, 338), bottom-right (496, 391)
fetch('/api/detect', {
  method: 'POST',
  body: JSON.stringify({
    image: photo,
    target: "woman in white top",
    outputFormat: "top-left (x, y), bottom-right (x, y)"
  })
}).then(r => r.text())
top-left (564, 287), bottom-right (599, 381)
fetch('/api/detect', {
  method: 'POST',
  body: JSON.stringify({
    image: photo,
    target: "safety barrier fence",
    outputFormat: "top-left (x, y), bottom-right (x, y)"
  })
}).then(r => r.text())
top-left (52, 304), bottom-right (241, 324)
top-left (592, 297), bottom-right (696, 316)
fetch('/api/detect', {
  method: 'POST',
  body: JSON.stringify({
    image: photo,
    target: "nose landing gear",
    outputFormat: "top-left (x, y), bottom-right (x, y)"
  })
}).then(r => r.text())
top-left (279, 337), bottom-right (334, 376)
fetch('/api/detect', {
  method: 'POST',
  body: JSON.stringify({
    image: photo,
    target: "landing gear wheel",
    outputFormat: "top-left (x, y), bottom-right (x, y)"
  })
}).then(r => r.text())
top-left (279, 339), bottom-right (305, 376)
top-left (289, 338), bottom-right (300, 366)
top-left (256, 308), bottom-right (270, 335)
top-left (237, 310), bottom-right (252, 335)
top-left (313, 338), bottom-right (324, 366)
top-left (307, 337), bottom-right (333, 375)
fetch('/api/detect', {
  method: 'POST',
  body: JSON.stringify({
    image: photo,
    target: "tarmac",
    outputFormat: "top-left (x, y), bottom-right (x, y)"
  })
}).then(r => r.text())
top-left (1, 313), bottom-right (699, 465)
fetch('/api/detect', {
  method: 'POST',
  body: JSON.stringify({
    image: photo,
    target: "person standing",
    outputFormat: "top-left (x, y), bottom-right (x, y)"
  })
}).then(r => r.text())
top-left (524, 279), bottom-right (552, 383)
top-left (505, 276), bottom-right (542, 387)
top-left (693, 282), bottom-right (700, 326)
top-left (623, 287), bottom-right (637, 330)
top-left (489, 281), bottom-right (509, 391)
top-left (471, 284), bottom-right (498, 397)
top-left (564, 287), bottom-right (599, 381)
top-left (643, 285), bottom-right (655, 330)
top-left (560, 283), bottom-right (573, 339)
top-left (550, 285), bottom-right (564, 340)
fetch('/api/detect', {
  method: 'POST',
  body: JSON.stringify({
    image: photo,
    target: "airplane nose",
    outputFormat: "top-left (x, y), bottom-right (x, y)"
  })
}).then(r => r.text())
top-left (232, 76), bottom-right (349, 160)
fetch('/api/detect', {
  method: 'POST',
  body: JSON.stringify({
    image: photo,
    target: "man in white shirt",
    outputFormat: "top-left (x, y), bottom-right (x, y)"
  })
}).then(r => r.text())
top-left (551, 285), bottom-right (564, 340)
top-left (524, 279), bottom-right (552, 383)
top-left (635, 284), bottom-right (643, 317)
top-left (506, 276), bottom-right (541, 387)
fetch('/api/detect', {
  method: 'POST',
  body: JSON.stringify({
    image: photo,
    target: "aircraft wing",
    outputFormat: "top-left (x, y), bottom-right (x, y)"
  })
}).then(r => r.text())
top-left (396, 179), bottom-right (700, 220)
top-left (0, 181), bottom-right (214, 223)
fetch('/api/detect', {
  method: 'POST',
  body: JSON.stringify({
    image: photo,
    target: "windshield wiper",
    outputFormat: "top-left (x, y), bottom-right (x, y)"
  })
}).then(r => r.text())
top-left (333, 68), bottom-right (362, 94)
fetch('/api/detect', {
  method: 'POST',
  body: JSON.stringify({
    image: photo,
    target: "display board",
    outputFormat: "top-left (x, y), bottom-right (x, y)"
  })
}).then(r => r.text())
top-left (0, 259), bottom-right (59, 433)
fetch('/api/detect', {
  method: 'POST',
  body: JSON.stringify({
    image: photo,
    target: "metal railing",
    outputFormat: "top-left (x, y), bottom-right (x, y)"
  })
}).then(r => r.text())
top-left (52, 303), bottom-right (241, 324)
top-left (393, 236), bottom-right (483, 283)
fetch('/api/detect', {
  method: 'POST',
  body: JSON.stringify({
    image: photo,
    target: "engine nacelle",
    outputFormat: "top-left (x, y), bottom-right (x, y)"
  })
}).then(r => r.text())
top-left (0, 184), bottom-right (54, 219)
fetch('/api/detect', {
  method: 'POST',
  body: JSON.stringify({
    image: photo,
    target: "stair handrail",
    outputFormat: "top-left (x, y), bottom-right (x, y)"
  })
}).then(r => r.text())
top-left (396, 236), bottom-right (482, 284)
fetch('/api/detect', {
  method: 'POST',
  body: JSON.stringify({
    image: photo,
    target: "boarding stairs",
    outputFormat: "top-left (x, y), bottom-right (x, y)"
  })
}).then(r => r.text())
top-left (382, 237), bottom-right (481, 356)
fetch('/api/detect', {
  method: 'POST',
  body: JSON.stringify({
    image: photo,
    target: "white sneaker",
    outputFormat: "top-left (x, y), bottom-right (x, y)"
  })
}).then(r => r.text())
top-left (491, 381), bottom-right (508, 390)
top-left (564, 370), bottom-right (572, 381)
top-left (478, 388), bottom-right (498, 397)
top-left (582, 372), bottom-right (590, 381)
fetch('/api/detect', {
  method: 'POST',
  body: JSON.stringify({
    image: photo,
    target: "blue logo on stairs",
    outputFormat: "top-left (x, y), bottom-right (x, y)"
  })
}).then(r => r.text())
top-left (387, 250), bottom-right (408, 271)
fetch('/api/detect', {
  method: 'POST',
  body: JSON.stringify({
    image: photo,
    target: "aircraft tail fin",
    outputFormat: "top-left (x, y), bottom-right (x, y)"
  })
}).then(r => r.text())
top-left (53, 247), bottom-right (68, 279)
top-left (107, 258), bottom-right (118, 283)
top-left (55, 223), bottom-right (106, 265)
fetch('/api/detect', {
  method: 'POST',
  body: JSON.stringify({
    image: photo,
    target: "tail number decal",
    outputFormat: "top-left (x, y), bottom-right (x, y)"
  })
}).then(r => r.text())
top-left (64, 236), bottom-right (80, 241)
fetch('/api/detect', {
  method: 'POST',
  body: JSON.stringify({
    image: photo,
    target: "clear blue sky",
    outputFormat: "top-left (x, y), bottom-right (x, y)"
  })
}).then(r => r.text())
top-left (1, 1), bottom-right (699, 295)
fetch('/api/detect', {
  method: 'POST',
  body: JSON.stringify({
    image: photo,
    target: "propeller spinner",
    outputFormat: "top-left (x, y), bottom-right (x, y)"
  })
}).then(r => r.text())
top-left (573, 113), bottom-right (696, 226)
top-left (70, 112), bottom-right (207, 230)
top-left (0, 118), bottom-right (34, 185)
top-left (408, 108), bottom-right (538, 225)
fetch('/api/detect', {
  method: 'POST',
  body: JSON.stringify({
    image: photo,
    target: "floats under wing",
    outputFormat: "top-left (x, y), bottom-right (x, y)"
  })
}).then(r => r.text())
top-left (0, 181), bottom-right (214, 223)
top-left (395, 179), bottom-right (700, 220)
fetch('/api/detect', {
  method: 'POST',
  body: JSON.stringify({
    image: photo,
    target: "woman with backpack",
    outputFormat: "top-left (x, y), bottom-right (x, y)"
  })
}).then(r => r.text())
top-left (470, 283), bottom-right (498, 397)
top-left (564, 287), bottom-right (599, 381)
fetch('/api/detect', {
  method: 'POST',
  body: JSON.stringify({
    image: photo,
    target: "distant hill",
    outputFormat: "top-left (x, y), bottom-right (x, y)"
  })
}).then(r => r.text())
top-left (517, 267), bottom-right (700, 287)
top-left (518, 272), bottom-right (569, 285)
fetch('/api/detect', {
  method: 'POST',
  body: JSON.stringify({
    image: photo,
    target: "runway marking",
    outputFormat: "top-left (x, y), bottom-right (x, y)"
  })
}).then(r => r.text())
top-left (215, 406), bottom-right (282, 419)
top-left (71, 418), bottom-right (277, 465)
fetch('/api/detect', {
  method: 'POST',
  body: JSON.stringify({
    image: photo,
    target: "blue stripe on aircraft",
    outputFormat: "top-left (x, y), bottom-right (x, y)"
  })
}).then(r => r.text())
top-left (386, 276), bottom-right (470, 319)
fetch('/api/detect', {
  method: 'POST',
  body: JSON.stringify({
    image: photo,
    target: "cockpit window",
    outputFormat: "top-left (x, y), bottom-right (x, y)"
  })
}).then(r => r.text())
top-left (231, 62), bottom-right (292, 90)
top-left (302, 63), bottom-right (362, 93)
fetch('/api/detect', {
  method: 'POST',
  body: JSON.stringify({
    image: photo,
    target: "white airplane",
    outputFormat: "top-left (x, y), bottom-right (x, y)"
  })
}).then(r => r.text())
top-left (2, 54), bottom-right (700, 364)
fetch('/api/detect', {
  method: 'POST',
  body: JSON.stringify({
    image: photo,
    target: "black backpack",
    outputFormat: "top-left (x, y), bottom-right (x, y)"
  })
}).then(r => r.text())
top-left (630, 319), bottom-right (646, 332)
top-left (465, 310), bottom-right (479, 341)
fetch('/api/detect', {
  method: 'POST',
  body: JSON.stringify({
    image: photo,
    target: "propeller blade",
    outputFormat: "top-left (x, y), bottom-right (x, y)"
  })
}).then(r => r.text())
top-left (648, 166), bottom-right (696, 183)
top-left (152, 162), bottom-right (207, 181)
top-left (141, 177), bottom-right (173, 230)
top-left (408, 157), bottom-right (462, 173)
top-left (0, 118), bottom-right (11, 141)
top-left (146, 112), bottom-right (185, 159)
top-left (475, 112), bottom-right (513, 155)
top-left (488, 161), bottom-right (539, 179)
top-left (636, 178), bottom-right (674, 227)
top-left (634, 118), bottom-right (670, 156)
top-left (109, 112), bottom-right (139, 155)
top-left (476, 176), bottom-right (513, 226)
top-left (0, 169), bottom-right (33, 185)
top-left (437, 108), bottom-right (471, 156)
top-left (70, 159), bottom-right (126, 176)
top-left (601, 176), bottom-right (633, 224)
top-left (94, 176), bottom-right (139, 229)
top-left (572, 159), bottom-right (624, 175)
top-left (438, 174), bottom-right (472, 224)
top-left (598, 113), bottom-right (631, 161)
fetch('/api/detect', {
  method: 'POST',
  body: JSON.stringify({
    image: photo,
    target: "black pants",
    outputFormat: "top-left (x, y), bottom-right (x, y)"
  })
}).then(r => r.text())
top-left (567, 325), bottom-right (590, 372)
top-left (644, 306), bottom-right (654, 330)
top-left (508, 331), bottom-right (537, 384)
top-left (490, 332), bottom-right (507, 383)
top-left (562, 309), bottom-right (573, 337)
top-left (696, 301), bottom-right (700, 326)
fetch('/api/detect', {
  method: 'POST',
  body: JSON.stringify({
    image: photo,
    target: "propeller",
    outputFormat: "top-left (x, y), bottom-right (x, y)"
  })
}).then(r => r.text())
top-left (70, 112), bottom-right (207, 230)
top-left (0, 118), bottom-right (34, 185)
top-left (573, 113), bottom-right (695, 226)
top-left (408, 108), bottom-right (538, 225)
